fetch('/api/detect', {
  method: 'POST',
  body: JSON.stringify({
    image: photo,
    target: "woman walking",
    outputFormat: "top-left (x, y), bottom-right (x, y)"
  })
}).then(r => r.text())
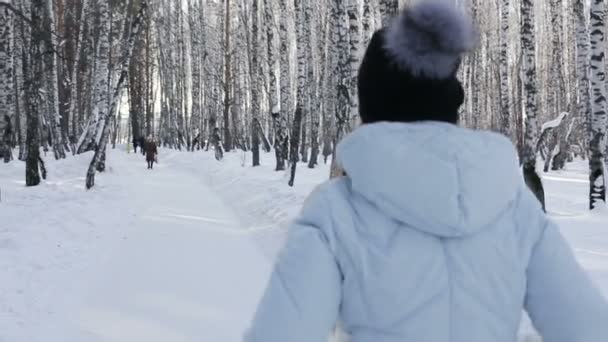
top-left (144, 135), bottom-right (157, 170)
top-left (244, 1), bottom-right (608, 341)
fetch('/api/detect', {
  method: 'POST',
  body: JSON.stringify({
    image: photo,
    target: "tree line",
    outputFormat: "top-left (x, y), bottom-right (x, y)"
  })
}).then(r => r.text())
top-left (0, 0), bottom-right (606, 210)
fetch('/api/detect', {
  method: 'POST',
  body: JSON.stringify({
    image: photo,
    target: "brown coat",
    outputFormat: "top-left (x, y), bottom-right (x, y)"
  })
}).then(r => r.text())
top-left (145, 140), bottom-right (157, 162)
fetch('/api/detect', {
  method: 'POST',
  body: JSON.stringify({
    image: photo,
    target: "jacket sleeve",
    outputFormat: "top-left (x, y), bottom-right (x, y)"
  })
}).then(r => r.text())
top-left (244, 189), bottom-right (342, 342)
top-left (524, 192), bottom-right (608, 342)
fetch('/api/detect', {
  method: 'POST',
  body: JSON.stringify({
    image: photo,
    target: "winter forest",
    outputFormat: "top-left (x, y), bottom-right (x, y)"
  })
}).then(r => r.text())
top-left (1, 0), bottom-right (608, 341)
top-left (0, 0), bottom-right (606, 207)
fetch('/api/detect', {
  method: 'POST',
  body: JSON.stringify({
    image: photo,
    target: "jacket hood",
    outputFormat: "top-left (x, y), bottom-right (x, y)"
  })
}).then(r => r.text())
top-left (337, 122), bottom-right (521, 238)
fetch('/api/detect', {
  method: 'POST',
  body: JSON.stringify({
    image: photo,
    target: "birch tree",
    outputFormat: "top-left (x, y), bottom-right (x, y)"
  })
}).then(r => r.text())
top-left (588, 0), bottom-right (607, 209)
top-left (251, 0), bottom-right (262, 166)
top-left (347, 0), bottom-right (361, 131)
top-left (274, 0), bottom-right (291, 171)
top-left (264, 0), bottom-right (284, 170)
top-left (289, 0), bottom-right (309, 186)
top-left (520, 0), bottom-right (545, 210)
top-left (44, 0), bottom-right (66, 159)
top-left (0, 5), bottom-right (14, 162)
top-left (329, 0), bottom-right (350, 178)
top-left (67, 0), bottom-right (90, 151)
top-left (25, 0), bottom-right (47, 186)
top-left (498, 0), bottom-right (511, 138)
top-left (575, 0), bottom-right (590, 154)
top-left (86, 1), bottom-right (148, 189)
top-left (223, 0), bottom-right (233, 151)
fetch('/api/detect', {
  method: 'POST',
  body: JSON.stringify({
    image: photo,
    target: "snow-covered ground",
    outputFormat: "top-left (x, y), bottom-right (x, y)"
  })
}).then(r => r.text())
top-left (1, 146), bottom-right (606, 342)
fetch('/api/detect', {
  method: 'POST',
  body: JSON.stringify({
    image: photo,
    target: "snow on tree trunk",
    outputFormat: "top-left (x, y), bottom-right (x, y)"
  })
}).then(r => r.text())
top-left (520, 0), bottom-right (546, 211)
top-left (0, 5), bottom-right (14, 163)
top-left (589, 0), bottom-right (608, 209)
top-left (537, 112), bottom-right (569, 172)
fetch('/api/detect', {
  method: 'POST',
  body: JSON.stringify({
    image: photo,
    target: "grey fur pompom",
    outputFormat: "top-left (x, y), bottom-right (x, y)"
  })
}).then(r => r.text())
top-left (383, 0), bottom-right (478, 79)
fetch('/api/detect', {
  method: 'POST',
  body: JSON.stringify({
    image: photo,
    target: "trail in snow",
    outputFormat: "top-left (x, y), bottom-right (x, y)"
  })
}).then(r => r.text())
top-left (33, 152), bottom-right (272, 342)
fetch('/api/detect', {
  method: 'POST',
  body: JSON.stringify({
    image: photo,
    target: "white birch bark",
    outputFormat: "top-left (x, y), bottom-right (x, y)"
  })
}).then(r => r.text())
top-left (589, 0), bottom-right (607, 209)
top-left (521, 0), bottom-right (546, 210)
top-left (44, 0), bottom-right (66, 159)
top-left (0, 5), bottom-right (14, 162)
top-left (498, 0), bottom-right (511, 138)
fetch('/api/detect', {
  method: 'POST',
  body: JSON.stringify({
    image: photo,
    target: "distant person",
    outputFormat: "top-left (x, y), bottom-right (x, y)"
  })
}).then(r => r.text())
top-left (144, 135), bottom-right (157, 170)
top-left (133, 137), bottom-right (139, 154)
top-left (245, 1), bottom-right (608, 342)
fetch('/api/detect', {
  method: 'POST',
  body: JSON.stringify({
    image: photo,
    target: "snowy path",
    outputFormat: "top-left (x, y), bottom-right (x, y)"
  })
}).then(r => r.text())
top-left (35, 155), bottom-right (272, 342)
top-left (2, 149), bottom-right (607, 342)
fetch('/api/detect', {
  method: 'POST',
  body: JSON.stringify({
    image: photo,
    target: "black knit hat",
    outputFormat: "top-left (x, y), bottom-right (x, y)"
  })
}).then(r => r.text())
top-left (358, 0), bottom-right (478, 125)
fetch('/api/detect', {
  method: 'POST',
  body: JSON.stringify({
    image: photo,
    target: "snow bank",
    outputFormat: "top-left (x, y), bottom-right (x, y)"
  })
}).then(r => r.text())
top-left (0, 149), bottom-right (139, 341)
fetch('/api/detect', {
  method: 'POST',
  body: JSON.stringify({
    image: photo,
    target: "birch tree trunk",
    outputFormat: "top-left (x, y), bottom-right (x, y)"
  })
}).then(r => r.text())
top-left (189, 0), bottom-right (201, 148)
top-left (330, 0), bottom-right (350, 178)
top-left (498, 0), bottom-right (511, 138)
top-left (14, 0), bottom-right (28, 161)
top-left (223, 0), bottom-right (233, 151)
top-left (347, 0), bottom-right (361, 131)
top-left (275, 0), bottom-right (291, 171)
top-left (589, 0), bottom-right (607, 209)
top-left (289, 0), bottom-right (309, 186)
top-left (91, 0), bottom-right (111, 152)
top-left (309, 4), bottom-right (328, 169)
top-left (67, 0), bottom-right (90, 151)
top-left (549, 0), bottom-right (566, 116)
top-left (0, 5), bottom-right (14, 162)
top-left (520, 0), bottom-right (546, 210)
top-left (575, 0), bottom-right (590, 156)
top-left (44, 0), bottom-right (66, 159)
top-left (76, 0), bottom-right (112, 154)
top-left (263, 0), bottom-right (282, 169)
top-left (251, 0), bottom-right (261, 166)
top-left (25, 0), bottom-right (47, 186)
